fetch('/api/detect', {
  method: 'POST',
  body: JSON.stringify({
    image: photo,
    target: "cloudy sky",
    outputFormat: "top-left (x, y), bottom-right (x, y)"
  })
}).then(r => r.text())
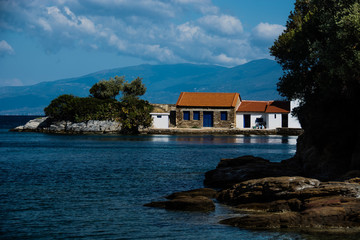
top-left (0, 0), bottom-right (295, 87)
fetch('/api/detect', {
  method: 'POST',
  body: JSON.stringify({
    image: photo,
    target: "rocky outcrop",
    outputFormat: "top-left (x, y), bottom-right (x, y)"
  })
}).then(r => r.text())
top-left (144, 188), bottom-right (217, 212)
top-left (165, 188), bottom-right (218, 200)
top-left (146, 155), bottom-right (360, 232)
top-left (218, 176), bottom-right (360, 232)
top-left (12, 117), bottom-right (121, 133)
top-left (204, 155), bottom-right (303, 189)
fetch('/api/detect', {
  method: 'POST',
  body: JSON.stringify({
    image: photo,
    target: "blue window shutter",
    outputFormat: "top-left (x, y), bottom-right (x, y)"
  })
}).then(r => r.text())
top-left (183, 111), bottom-right (190, 120)
top-left (193, 111), bottom-right (200, 120)
top-left (221, 111), bottom-right (227, 121)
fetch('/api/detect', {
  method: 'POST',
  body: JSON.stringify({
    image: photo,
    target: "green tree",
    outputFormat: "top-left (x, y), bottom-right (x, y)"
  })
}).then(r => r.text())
top-left (44, 76), bottom-right (153, 134)
top-left (89, 76), bottom-right (124, 100)
top-left (44, 94), bottom-right (121, 122)
top-left (119, 77), bottom-right (153, 134)
top-left (44, 94), bottom-right (77, 121)
top-left (270, 0), bottom-right (360, 179)
top-left (122, 77), bottom-right (146, 98)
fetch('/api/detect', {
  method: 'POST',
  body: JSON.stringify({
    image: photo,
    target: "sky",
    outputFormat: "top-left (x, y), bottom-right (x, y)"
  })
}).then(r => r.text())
top-left (0, 0), bottom-right (295, 87)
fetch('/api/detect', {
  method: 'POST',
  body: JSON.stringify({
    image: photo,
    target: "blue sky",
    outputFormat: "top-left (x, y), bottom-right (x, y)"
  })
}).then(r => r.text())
top-left (0, 0), bottom-right (295, 87)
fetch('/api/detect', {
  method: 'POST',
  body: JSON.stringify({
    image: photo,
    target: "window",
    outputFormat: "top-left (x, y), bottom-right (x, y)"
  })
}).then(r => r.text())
top-left (274, 114), bottom-right (277, 119)
top-left (255, 118), bottom-right (264, 123)
top-left (220, 111), bottom-right (228, 121)
top-left (157, 115), bottom-right (162, 118)
top-left (193, 111), bottom-right (200, 120)
top-left (183, 111), bottom-right (190, 120)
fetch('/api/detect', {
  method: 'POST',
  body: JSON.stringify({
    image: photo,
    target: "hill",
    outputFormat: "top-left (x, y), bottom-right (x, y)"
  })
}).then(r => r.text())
top-left (0, 59), bottom-right (283, 115)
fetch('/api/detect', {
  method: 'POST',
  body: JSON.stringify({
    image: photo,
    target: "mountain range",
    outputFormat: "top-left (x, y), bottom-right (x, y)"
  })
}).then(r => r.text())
top-left (0, 59), bottom-right (284, 115)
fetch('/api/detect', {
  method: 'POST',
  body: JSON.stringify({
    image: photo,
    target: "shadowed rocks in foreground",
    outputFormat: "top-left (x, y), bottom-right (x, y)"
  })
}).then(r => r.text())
top-left (147, 155), bottom-right (360, 233)
top-left (217, 176), bottom-right (360, 231)
top-left (144, 188), bottom-right (217, 212)
top-left (204, 155), bottom-right (303, 189)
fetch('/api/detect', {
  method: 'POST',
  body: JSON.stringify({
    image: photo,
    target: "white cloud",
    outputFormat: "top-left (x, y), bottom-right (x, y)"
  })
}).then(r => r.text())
top-left (212, 53), bottom-right (246, 65)
top-left (253, 22), bottom-right (285, 40)
top-left (0, 40), bottom-right (15, 56)
top-left (38, 18), bottom-right (52, 32)
top-left (177, 22), bottom-right (201, 41)
top-left (172, 0), bottom-right (218, 14)
top-left (0, 0), bottom-right (278, 67)
top-left (198, 15), bottom-right (243, 36)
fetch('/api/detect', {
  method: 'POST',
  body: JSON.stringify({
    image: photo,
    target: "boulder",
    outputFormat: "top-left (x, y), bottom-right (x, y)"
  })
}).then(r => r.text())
top-left (217, 176), bottom-right (360, 231)
top-left (13, 117), bottom-right (49, 131)
top-left (204, 156), bottom-right (302, 189)
top-left (144, 188), bottom-right (217, 212)
top-left (11, 117), bottom-right (121, 133)
top-left (166, 188), bottom-right (218, 200)
top-left (144, 195), bottom-right (215, 212)
top-left (217, 176), bottom-right (360, 205)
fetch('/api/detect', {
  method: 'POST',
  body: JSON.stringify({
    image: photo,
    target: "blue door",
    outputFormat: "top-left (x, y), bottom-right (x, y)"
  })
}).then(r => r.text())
top-left (203, 111), bottom-right (213, 127)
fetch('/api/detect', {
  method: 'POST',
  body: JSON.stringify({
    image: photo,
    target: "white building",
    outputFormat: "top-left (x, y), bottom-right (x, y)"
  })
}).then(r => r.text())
top-left (236, 100), bottom-right (301, 129)
top-left (288, 100), bottom-right (302, 128)
top-left (150, 112), bottom-right (170, 129)
top-left (149, 93), bottom-right (302, 130)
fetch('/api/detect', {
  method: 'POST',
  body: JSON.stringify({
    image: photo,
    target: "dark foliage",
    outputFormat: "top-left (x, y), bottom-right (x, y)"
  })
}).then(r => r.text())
top-left (44, 95), bottom-right (121, 122)
top-left (44, 77), bottom-right (153, 134)
top-left (270, 0), bottom-right (360, 178)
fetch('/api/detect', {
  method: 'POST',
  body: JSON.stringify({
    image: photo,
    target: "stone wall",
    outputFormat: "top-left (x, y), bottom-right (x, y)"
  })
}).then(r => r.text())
top-left (151, 104), bottom-right (176, 113)
top-left (176, 107), bottom-right (235, 128)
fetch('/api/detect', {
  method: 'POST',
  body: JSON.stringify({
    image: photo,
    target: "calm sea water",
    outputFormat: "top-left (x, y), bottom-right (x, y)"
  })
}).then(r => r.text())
top-left (1, 116), bottom-right (358, 240)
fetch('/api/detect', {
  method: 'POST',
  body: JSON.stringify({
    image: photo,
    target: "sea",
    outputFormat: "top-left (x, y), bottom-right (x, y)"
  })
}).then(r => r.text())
top-left (0, 116), bottom-right (358, 240)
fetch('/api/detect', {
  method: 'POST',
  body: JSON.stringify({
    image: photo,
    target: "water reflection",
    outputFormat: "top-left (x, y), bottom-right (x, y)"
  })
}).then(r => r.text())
top-left (43, 134), bottom-right (298, 146)
top-left (149, 135), bottom-right (298, 145)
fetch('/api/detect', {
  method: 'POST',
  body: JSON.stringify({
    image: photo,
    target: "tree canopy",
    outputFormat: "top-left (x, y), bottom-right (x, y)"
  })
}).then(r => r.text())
top-left (271, 0), bottom-right (360, 105)
top-left (45, 76), bottom-right (153, 134)
top-left (122, 77), bottom-right (146, 99)
top-left (89, 76), bottom-right (124, 100)
top-left (270, 0), bottom-right (360, 178)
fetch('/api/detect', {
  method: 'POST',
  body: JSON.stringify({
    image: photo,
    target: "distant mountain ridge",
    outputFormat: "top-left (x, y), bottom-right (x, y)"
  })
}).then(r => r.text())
top-left (0, 59), bottom-right (283, 115)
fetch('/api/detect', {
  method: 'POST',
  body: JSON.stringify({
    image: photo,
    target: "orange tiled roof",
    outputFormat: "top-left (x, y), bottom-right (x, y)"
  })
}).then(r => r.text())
top-left (265, 101), bottom-right (290, 113)
top-left (236, 100), bottom-right (268, 112)
top-left (176, 92), bottom-right (240, 107)
top-left (237, 100), bottom-right (290, 113)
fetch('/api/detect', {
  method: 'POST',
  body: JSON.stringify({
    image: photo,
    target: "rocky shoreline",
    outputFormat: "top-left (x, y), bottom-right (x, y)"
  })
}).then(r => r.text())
top-left (11, 117), bottom-right (303, 135)
top-left (145, 156), bottom-right (360, 234)
top-left (11, 117), bottom-right (122, 134)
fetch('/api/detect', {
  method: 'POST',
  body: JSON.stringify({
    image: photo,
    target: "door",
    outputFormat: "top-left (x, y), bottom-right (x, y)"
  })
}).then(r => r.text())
top-left (203, 111), bottom-right (214, 127)
top-left (244, 114), bottom-right (250, 128)
top-left (282, 114), bottom-right (288, 128)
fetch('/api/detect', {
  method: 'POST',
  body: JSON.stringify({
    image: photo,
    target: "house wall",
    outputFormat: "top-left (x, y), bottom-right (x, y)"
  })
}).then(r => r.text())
top-left (236, 113), bottom-right (244, 128)
top-left (150, 113), bottom-right (170, 129)
top-left (289, 100), bottom-right (302, 128)
top-left (236, 113), bottom-right (267, 129)
top-left (176, 107), bottom-right (235, 128)
top-left (266, 113), bottom-right (282, 129)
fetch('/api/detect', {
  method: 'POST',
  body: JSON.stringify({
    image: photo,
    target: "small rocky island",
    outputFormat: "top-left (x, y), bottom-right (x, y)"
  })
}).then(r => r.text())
top-left (12, 117), bottom-right (122, 134)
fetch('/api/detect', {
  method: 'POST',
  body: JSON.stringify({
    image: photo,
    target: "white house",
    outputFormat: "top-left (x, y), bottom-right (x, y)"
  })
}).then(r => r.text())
top-left (236, 100), bottom-right (300, 129)
top-left (288, 100), bottom-right (302, 128)
top-left (149, 93), bottom-right (302, 130)
top-left (150, 112), bottom-right (170, 129)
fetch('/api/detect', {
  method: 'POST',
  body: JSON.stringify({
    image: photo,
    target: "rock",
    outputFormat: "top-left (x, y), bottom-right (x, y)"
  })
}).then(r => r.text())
top-left (11, 117), bottom-right (121, 133)
top-left (221, 196), bottom-right (360, 231)
top-left (166, 188), bottom-right (218, 200)
top-left (144, 195), bottom-right (215, 212)
top-left (12, 117), bottom-right (49, 131)
top-left (218, 176), bottom-right (360, 206)
top-left (217, 176), bottom-right (360, 232)
top-left (204, 156), bottom-right (302, 189)
top-left (145, 188), bottom-right (217, 212)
